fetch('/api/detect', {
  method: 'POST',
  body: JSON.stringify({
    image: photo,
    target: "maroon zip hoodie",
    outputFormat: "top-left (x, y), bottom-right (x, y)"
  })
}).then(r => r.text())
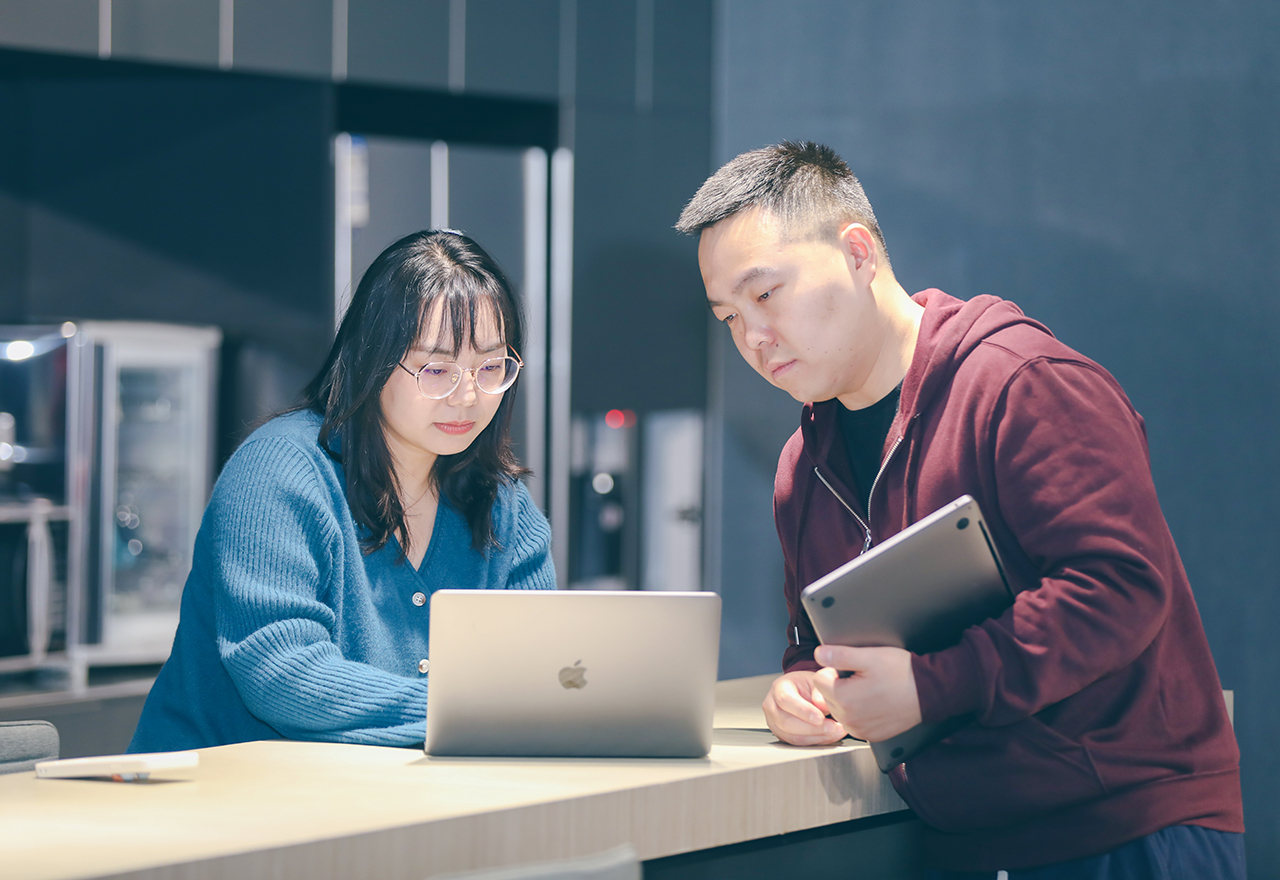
top-left (774, 290), bottom-right (1242, 871)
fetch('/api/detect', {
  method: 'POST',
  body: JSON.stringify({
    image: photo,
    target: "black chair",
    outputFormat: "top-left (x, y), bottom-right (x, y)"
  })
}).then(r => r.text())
top-left (0, 720), bottom-right (59, 774)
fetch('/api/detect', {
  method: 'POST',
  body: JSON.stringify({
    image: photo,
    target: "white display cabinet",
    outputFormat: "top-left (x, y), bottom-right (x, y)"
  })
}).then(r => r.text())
top-left (0, 321), bottom-right (220, 692)
top-left (0, 500), bottom-right (73, 675)
top-left (0, 325), bottom-right (82, 679)
top-left (73, 322), bottom-right (221, 678)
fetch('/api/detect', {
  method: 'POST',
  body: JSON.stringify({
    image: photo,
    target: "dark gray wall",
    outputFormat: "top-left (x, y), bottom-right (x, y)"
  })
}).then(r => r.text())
top-left (19, 75), bottom-right (333, 367)
top-left (711, 1), bottom-right (1280, 874)
top-left (570, 0), bottom-right (713, 416)
top-left (0, 66), bottom-right (336, 459)
top-left (467, 0), bottom-right (560, 100)
top-left (233, 0), bottom-right (333, 79)
top-left (0, 1), bottom-right (99, 56)
top-left (0, 80), bottom-right (26, 319)
top-left (111, 0), bottom-right (220, 67)
top-left (347, 0), bottom-right (449, 89)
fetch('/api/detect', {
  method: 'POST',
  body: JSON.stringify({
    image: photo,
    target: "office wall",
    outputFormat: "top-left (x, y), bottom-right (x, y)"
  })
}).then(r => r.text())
top-left (0, 65), bottom-right (336, 458)
top-left (0, 80), bottom-right (25, 318)
top-left (570, 0), bottom-right (713, 415)
top-left (0, 1), bottom-right (716, 416)
top-left (710, 1), bottom-right (1280, 874)
top-left (21, 76), bottom-right (332, 362)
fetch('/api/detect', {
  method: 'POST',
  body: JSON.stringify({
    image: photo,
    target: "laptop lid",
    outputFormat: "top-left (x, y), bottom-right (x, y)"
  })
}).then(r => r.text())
top-left (800, 495), bottom-right (1014, 771)
top-left (424, 590), bottom-right (721, 758)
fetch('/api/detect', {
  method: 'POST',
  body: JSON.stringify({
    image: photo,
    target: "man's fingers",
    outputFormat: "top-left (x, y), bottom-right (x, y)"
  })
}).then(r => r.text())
top-left (814, 644), bottom-right (872, 671)
top-left (810, 666), bottom-right (840, 701)
top-left (768, 709), bottom-right (847, 745)
top-left (772, 680), bottom-right (826, 726)
top-left (776, 725), bottom-right (847, 747)
top-left (807, 684), bottom-right (831, 714)
top-left (763, 673), bottom-right (848, 745)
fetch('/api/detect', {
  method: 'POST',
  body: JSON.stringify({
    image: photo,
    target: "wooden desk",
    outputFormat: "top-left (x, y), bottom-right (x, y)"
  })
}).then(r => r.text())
top-left (0, 675), bottom-right (908, 880)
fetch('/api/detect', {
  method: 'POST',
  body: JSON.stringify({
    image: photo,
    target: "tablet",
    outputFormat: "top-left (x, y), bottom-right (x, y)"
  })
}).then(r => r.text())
top-left (800, 495), bottom-right (1013, 771)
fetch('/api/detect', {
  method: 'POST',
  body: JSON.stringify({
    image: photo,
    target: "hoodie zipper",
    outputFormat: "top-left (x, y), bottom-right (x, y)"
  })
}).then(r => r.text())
top-left (816, 433), bottom-right (919, 792)
top-left (814, 433), bottom-right (906, 554)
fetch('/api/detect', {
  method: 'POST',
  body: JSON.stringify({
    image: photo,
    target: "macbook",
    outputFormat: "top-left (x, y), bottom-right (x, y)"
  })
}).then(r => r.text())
top-left (801, 495), bottom-right (1014, 771)
top-left (424, 590), bottom-right (721, 758)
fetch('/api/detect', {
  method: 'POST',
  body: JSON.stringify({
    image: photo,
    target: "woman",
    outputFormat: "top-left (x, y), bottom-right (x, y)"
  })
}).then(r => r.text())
top-left (130, 230), bottom-right (555, 751)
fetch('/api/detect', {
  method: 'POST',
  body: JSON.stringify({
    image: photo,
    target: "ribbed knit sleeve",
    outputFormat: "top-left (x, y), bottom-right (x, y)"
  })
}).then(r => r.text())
top-left (204, 437), bottom-right (430, 746)
top-left (499, 481), bottom-right (557, 592)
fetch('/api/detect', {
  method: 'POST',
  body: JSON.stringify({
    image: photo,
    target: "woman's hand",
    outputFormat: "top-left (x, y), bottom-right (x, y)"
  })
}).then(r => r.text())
top-left (762, 670), bottom-right (848, 746)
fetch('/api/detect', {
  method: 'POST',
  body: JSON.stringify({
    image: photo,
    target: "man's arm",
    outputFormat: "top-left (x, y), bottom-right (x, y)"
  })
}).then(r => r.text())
top-left (913, 357), bottom-right (1178, 728)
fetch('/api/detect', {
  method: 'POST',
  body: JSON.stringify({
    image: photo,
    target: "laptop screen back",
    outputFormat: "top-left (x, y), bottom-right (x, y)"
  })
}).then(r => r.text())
top-left (425, 590), bottom-right (721, 758)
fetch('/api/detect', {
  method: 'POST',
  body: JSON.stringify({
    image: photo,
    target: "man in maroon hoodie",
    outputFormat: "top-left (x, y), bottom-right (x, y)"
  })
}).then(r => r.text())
top-left (676, 142), bottom-right (1243, 878)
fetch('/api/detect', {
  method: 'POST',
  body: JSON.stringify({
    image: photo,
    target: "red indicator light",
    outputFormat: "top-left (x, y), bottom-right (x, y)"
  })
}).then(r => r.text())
top-left (605, 409), bottom-right (625, 429)
top-left (622, 409), bottom-right (637, 427)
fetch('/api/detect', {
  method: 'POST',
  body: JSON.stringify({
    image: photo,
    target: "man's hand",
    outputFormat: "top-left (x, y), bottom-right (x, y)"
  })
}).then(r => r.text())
top-left (762, 670), bottom-right (848, 746)
top-left (810, 645), bottom-right (923, 742)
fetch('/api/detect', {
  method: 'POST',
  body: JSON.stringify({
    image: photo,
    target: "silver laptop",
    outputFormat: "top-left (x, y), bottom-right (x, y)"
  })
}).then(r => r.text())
top-left (801, 495), bottom-right (1014, 771)
top-left (424, 590), bottom-right (722, 758)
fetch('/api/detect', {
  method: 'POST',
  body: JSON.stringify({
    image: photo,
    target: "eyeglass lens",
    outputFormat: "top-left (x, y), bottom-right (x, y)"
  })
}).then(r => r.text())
top-left (416, 357), bottom-right (521, 399)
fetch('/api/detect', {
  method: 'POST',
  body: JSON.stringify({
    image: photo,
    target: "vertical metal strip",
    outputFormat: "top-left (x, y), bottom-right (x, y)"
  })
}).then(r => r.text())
top-left (333, 133), bottom-right (353, 331)
top-left (332, 0), bottom-right (348, 81)
top-left (635, 0), bottom-right (654, 112)
top-left (218, 0), bottom-right (234, 69)
top-left (97, 343), bottom-right (119, 647)
top-left (27, 501), bottom-right (51, 664)
top-left (430, 141), bottom-right (450, 230)
top-left (549, 148), bottom-right (574, 588)
top-left (702, 315), bottom-right (724, 596)
top-left (521, 148), bottom-right (550, 510)
top-left (558, 0), bottom-right (576, 150)
top-left (65, 329), bottom-right (91, 654)
top-left (98, 0), bottom-right (111, 58)
top-left (448, 0), bottom-right (466, 92)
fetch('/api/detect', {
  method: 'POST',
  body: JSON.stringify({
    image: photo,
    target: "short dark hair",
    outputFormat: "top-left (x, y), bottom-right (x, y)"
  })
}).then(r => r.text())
top-left (675, 141), bottom-right (888, 257)
top-left (299, 229), bottom-right (527, 556)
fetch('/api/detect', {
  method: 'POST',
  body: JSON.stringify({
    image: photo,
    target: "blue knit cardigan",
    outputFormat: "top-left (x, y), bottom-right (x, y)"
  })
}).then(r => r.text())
top-left (129, 410), bottom-right (555, 752)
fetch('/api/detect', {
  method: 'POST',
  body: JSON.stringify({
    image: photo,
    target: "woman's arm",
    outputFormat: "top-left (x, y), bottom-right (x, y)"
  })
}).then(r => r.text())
top-left (498, 480), bottom-right (557, 592)
top-left (205, 436), bottom-right (430, 746)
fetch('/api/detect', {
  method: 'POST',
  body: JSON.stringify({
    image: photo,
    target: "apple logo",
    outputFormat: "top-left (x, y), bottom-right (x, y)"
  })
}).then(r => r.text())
top-left (558, 660), bottom-right (587, 690)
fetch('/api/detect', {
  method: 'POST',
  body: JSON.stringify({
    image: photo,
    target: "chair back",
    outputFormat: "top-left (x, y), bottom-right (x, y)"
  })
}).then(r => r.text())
top-left (0, 720), bottom-right (60, 774)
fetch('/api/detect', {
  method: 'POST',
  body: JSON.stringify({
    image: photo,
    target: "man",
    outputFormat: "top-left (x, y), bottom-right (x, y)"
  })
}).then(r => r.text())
top-left (676, 142), bottom-right (1244, 878)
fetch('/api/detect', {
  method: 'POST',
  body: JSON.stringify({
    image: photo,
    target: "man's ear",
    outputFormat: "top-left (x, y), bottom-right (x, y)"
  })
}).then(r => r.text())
top-left (837, 223), bottom-right (880, 276)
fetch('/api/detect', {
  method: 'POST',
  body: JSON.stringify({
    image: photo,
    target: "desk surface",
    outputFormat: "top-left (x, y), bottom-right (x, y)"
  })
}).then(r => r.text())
top-left (0, 675), bottom-right (906, 880)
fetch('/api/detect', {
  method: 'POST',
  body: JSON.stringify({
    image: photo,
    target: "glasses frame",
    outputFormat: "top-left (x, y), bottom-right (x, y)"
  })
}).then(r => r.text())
top-left (397, 347), bottom-right (524, 400)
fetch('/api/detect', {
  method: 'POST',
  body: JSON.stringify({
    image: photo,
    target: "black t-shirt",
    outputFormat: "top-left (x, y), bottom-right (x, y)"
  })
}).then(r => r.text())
top-left (838, 383), bottom-right (902, 512)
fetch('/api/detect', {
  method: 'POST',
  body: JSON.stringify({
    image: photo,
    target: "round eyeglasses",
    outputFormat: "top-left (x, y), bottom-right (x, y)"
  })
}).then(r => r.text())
top-left (397, 349), bottom-right (523, 400)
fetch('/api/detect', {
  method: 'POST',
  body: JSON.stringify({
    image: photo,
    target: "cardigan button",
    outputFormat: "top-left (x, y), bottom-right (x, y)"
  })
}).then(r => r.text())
top-left (418, 659), bottom-right (430, 674)
top-left (412, 592), bottom-right (427, 607)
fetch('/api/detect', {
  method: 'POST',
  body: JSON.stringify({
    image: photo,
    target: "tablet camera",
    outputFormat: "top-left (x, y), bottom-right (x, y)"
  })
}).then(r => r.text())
top-left (956, 518), bottom-right (969, 530)
top-left (821, 596), bottom-right (835, 608)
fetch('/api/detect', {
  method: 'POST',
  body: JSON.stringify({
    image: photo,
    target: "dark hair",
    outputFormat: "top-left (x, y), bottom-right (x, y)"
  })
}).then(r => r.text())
top-left (675, 141), bottom-right (889, 260)
top-left (299, 229), bottom-right (527, 556)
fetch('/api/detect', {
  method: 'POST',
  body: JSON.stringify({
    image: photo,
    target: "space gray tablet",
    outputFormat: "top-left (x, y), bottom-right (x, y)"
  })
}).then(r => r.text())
top-left (425, 590), bottom-right (721, 759)
top-left (800, 495), bottom-right (1013, 771)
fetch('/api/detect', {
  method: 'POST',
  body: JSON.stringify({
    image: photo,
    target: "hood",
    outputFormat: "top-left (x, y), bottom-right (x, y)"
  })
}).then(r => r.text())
top-left (799, 290), bottom-right (1056, 474)
top-left (902, 290), bottom-right (1054, 418)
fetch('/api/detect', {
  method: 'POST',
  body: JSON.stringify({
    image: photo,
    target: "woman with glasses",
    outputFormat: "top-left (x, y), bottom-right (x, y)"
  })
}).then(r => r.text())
top-left (129, 230), bottom-right (554, 752)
